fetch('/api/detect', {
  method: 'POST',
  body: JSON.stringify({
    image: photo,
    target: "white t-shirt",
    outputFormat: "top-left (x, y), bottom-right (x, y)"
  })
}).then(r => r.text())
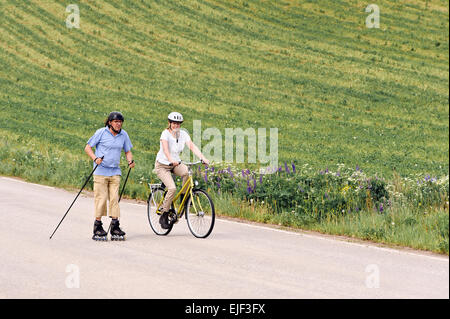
top-left (156, 129), bottom-right (191, 165)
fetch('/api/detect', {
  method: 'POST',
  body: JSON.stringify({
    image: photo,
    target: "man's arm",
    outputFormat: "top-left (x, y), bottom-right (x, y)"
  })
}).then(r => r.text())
top-left (125, 151), bottom-right (135, 168)
top-left (85, 144), bottom-right (103, 165)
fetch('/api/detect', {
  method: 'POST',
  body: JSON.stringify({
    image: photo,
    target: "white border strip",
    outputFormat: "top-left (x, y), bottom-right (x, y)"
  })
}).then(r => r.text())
top-left (1, 177), bottom-right (55, 190)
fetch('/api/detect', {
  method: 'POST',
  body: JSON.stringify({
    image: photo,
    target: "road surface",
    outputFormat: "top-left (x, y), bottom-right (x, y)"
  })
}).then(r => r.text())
top-left (0, 176), bottom-right (448, 298)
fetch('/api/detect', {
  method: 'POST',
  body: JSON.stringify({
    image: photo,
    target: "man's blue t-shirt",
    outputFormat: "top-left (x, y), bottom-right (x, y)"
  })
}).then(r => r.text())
top-left (87, 127), bottom-right (133, 176)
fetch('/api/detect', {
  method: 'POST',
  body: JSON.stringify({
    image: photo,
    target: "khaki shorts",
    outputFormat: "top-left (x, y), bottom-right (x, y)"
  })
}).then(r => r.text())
top-left (154, 161), bottom-right (189, 212)
top-left (93, 175), bottom-right (121, 219)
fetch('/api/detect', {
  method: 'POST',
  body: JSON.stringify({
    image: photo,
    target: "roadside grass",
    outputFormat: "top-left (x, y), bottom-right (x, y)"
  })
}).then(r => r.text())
top-left (211, 192), bottom-right (449, 254)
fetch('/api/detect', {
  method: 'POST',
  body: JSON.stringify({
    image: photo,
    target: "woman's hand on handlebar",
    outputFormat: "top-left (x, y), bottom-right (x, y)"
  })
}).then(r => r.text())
top-left (170, 160), bottom-right (180, 167)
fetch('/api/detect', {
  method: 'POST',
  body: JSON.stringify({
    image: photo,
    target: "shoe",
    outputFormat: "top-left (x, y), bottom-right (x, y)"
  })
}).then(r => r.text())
top-left (159, 211), bottom-right (170, 229)
top-left (110, 219), bottom-right (126, 241)
top-left (92, 220), bottom-right (107, 241)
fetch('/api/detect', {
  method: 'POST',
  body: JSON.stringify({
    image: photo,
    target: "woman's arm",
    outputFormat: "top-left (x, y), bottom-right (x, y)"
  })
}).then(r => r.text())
top-left (187, 141), bottom-right (209, 165)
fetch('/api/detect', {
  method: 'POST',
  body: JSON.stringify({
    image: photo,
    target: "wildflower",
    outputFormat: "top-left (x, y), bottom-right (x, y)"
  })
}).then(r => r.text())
top-left (284, 162), bottom-right (289, 174)
top-left (292, 163), bottom-right (296, 173)
top-left (259, 175), bottom-right (263, 184)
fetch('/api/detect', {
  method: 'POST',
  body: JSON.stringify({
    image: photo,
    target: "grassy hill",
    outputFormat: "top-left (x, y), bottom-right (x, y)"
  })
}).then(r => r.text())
top-left (0, 0), bottom-right (448, 185)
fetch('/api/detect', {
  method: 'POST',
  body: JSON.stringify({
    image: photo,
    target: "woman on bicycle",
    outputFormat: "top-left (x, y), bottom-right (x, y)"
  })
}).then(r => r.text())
top-left (155, 112), bottom-right (209, 229)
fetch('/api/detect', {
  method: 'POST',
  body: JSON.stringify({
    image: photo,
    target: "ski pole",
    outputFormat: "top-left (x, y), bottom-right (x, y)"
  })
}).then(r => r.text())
top-left (119, 166), bottom-right (132, 202)
top-left (49, 156), bottom-right (104, 239)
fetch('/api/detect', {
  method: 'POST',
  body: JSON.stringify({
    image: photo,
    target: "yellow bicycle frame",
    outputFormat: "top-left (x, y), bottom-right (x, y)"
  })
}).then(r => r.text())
top-left (155, 175), bottom-right (203, 217)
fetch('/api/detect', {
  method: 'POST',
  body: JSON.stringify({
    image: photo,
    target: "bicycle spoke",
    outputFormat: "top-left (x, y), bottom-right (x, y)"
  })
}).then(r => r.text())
top-left (186, 190), bottom-right (215, 238)
top-left (148, 188), bottom-right (172, 235)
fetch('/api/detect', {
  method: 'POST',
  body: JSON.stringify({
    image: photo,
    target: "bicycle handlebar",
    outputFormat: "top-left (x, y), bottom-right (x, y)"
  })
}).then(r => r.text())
top-left (169, 160), bottom-right (205, 166)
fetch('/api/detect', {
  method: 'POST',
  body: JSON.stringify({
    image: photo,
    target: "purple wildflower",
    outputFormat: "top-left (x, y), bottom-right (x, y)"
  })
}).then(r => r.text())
top-left (356, 165), bottom-right (360, 171)
top-left (259, 175), bottom-right (263, 184)
top-left (379, 203), bottom-right (384, 212)
top-left (284, 162), bottom-right (289, 173)
top-left (292, 163), bottom-right (296, 173)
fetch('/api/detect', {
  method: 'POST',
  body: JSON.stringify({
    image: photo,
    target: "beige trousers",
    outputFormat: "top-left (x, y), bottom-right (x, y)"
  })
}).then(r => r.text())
top-left (93, 175), bottom-right (121, 219)
top-left (154, 161), bottom-right (189, 212)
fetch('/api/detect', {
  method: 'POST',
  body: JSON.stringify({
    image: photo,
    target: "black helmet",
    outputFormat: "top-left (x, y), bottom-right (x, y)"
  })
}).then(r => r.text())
top-left (108, 111), bottom-right (124, 122)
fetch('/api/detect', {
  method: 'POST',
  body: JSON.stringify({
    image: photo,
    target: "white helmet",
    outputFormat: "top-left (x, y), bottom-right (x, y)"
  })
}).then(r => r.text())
top-left (168, 112), bottom-right (183, 123)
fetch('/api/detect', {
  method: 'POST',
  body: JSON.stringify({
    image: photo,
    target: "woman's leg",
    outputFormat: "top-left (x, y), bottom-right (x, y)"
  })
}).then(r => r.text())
top-left (155, 162), bottom-right (177, 212)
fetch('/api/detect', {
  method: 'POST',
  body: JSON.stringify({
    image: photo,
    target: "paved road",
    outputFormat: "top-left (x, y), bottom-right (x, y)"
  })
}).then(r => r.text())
top-left (0, 176), bottom-right (448, 299)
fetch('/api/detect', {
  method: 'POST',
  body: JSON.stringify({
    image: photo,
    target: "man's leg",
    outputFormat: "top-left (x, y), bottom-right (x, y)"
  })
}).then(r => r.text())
top-left (93, 175), bottom-right (108, 220)
top-left (108, 175), bottom-right (121, 219)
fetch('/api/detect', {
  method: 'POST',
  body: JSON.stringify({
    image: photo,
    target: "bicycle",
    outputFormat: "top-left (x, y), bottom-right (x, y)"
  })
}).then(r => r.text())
top-left (147, 160), bottom-right (215, 238)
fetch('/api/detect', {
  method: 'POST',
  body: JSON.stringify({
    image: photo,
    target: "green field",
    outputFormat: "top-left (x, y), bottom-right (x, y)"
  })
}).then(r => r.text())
top-left (1, 0), bottom-right (448, 176)
top-left (0, 1), bottom-right (448, 252)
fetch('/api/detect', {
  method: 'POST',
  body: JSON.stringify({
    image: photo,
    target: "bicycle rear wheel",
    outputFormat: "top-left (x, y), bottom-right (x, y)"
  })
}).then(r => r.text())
top-left (186, 189), bottom-right (215, 238)
top-left (147, 187), bottom-right (173, 235)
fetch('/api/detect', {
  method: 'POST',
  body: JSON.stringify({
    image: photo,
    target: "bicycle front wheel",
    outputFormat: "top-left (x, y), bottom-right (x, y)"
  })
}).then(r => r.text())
top-left (186, 189), bottom-right (215, 238)
top-left (147, 187), bottom-right (173, 235)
